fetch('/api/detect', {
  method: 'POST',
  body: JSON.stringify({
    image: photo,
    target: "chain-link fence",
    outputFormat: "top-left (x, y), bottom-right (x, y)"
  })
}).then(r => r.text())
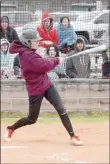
top-left (1, 0), bottom-right (110, 80)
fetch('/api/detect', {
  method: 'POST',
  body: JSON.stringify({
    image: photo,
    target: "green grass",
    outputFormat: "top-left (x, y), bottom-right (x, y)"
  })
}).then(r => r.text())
top-left (1, 111), bottom-right (109, 124)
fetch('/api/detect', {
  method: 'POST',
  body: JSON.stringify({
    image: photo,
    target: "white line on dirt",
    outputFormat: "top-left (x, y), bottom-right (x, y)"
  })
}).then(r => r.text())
top-left (1, 146), bottom-right (26, 149)
top-left (24, 152), bottom-right (74, 162)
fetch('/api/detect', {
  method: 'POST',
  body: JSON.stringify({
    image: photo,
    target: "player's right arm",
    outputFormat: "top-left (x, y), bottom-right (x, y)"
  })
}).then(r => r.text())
top-left (29, 53), bottom-right (60, 73)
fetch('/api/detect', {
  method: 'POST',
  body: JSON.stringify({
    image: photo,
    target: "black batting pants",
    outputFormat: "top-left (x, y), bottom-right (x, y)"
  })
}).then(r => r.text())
top-left (8, 84), bottom-right (75, 137)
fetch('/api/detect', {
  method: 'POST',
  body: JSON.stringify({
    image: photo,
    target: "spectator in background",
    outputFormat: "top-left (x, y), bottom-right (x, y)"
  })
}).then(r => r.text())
top-left (57, 16), bottom-right (77, 54)
top-left (0, 16), bottom-right (19, 43)
top-left (102, 60), bottom-right (110, 78)
top-left (99, 27), bottom-right (110, 78)
top-left (0, 38), bottom-right (15, 78)
top-left (37, 12), bottom-right (58, 48)
top-left (13, 54), bottom-right (22, 78)
top-left (66, 38), bottom-right (91, 78)
top-left (46, 44), bottom-right (67, 80)
top-left (1, 38), bottom-right (15, 68)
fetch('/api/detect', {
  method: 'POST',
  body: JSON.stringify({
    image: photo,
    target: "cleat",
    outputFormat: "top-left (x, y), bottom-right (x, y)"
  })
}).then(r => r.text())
top-left (4, 128), bottom-right (14, 142)
top-left (71, 136), bottom-right (84, 146)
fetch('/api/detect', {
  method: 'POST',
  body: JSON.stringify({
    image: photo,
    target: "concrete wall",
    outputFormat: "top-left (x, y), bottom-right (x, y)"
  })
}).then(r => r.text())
top-left (1, 79), bottom-right (109, 113)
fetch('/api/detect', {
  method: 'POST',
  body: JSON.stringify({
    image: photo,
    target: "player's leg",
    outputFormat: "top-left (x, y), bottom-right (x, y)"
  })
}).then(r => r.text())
top-left (44, 84), bottom-right (83, 146)
top-left (4, 94), bottom-right (44, 141)
top-left (45, 84), bottom-right (74, 136)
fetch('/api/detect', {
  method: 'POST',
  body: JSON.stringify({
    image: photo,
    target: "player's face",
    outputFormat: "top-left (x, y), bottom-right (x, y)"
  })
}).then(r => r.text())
top-left (48, 47), bottom-right (56, 57)
top-left (62, 18), bottom-right (69, 27)
top-left (31, 40), bottom-right (39, 49)
top-left (76, 43), bottom-right (84, 50)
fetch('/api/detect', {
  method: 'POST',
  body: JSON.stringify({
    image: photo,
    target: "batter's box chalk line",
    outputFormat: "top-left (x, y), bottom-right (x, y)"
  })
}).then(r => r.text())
top-left (24, 152), bottom-right (74, 162)
top-left (23, 152), bottom-right (87, 163)
top-left (74, 161), bottom-right (87, 164)
top-left (1, 146), bottom-right (27, 149)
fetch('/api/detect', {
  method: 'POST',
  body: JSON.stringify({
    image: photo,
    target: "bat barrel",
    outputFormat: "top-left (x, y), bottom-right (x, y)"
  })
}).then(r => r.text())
top-left (66, 45), bottom-right (108, 59)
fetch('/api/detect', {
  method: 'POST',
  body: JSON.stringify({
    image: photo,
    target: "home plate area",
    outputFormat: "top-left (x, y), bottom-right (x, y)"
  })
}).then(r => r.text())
top-left (1, 122), bottom-right (109, 163)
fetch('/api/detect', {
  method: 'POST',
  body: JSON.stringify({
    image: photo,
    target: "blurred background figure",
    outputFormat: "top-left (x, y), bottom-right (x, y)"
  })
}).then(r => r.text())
top-left (0, 38), bottom-right (15, 79)
top-left (102, 60), bottom-right (110, 78)
top-left (0, 16), bottom-right (19, 43)
top-left (57, 16), bottom-right (77, 54)
top-left (46, 44), bottom-right (59, 58)
top-left (13, 54), bottom-right (22, 78)
top-left (37, 12), bottom-right (58, 48)
top-left (46, 44), bottom-right (67, 80)
top-left (1, 38), bottom-right (14, 68)
top-left (66, 38), bottom-right (91, 78)
top-left (99, 27), bottom-right (110, 78)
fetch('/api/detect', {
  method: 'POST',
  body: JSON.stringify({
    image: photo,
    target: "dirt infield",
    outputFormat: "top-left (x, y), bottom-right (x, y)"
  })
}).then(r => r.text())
top-left (1, 122), bottom-right (109, 163)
